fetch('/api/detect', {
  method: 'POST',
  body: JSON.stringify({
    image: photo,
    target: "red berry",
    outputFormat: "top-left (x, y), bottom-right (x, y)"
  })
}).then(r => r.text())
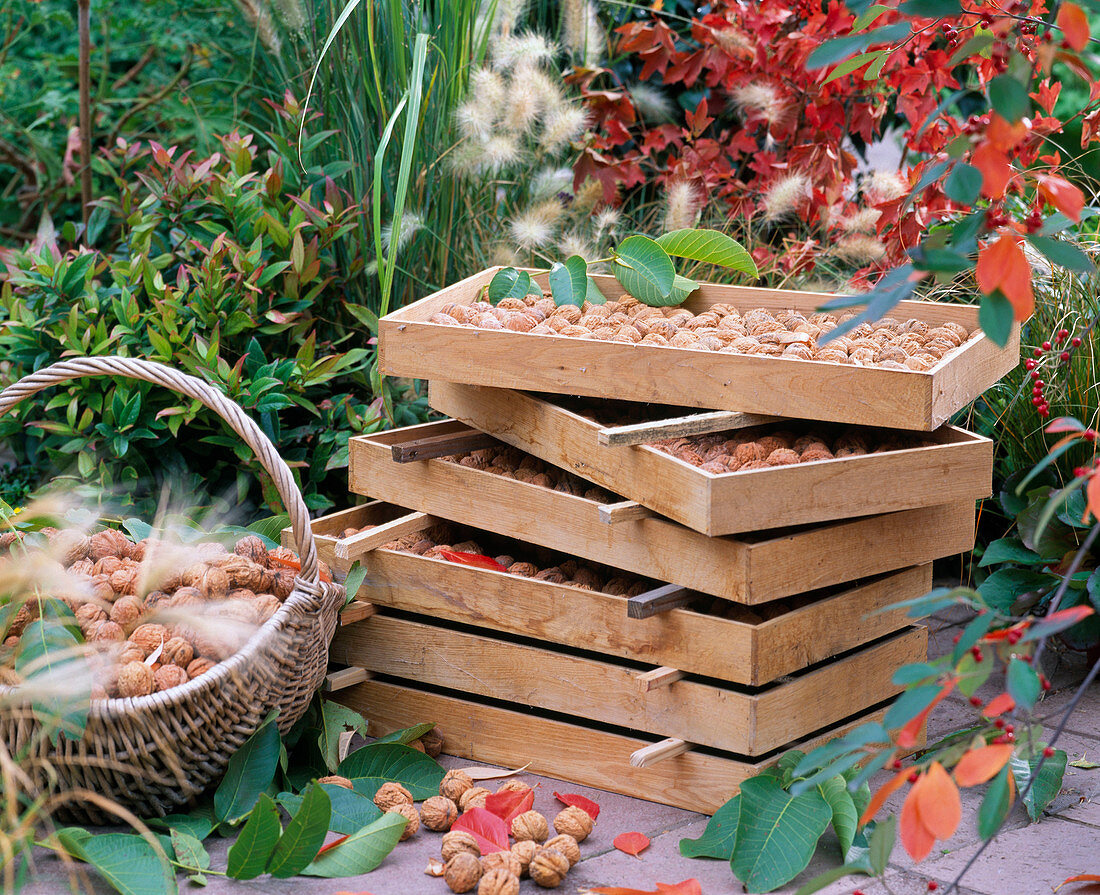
top-left (1026, 358), bottom-right (1038, 370)
top-left (1085, 429), bottom-right (1097, 442)
top-left (1042, 677), bottom-right (1053, 691)
top-left (1039, 408), bottom-right (1050, 417)
top-left (1005, 723), bottom-right (1015, 733)
top-left (953, 633), bottom-right (962, 643)
top-left (928, 883), bottom-right (940, 892)
top-left (1034, 379), bottom-right (1044, 387)
top-left (994, 718), bottom-right (1005, 729)
top-left (1032, 396), bottom-right (1043, 406)
top-left (1033, 348), bottom-right (1043, 358)
top-left (1072, 337), bottom-right (1082, 347)
top-left (1075, 466), bottom-right (1088, 477)
top-left (908, 771), bottom-right (920, 784)
top-left (969, 695), bottom-right (982, 706)
top-left (1061, 351), bottom-right (1071, 361)
top-left (1006, 731), bottom-right (1015, 741)
top-left (1043, 341), bottom-right (1052, 350)
top-left (1044, 746), bottom-right (1055, 758)
top-left (1058, 329), bottom-right (1069, 339)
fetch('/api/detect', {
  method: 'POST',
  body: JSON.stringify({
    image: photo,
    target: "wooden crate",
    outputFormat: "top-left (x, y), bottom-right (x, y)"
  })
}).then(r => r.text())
top-left (347, 421), bottom-right (977, 603)
top-left (331, 612), bottom-right (926, 756)
top-left (379, 267), bottom-right (1018, 430)
top-left (335, 679), bottom-right (907, 814)
top-left (428, 383), bottom-right (993, 536)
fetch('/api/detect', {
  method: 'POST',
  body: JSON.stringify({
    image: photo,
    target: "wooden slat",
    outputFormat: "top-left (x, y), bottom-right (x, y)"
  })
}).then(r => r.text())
top-left (626, 585), bottom-right (694, 619)
top-left (281, 500), bottom-right (415, 572)
top-left (634, 666), bottom-right (683, 692)
top-left (390, 428), bottom-right (497, 463)
top-left (597, 501), bottom-right (654, 525)
top-left (346, 426), bottom-right (978, 602)
top-left (336, 678), bottom-right (898, 814)
top-left (334, 511), bottom-right (434, 561)
top-left (343, 549), bottom-right (931, 686)
top-left (339, 601), bottom-right (377, 626)
top-left (630, 738), bottom-right (691, 768)
top-left (379, 267), bottom-right (1018, 430)
top-left (331, 614), bottom-right (925, 754)
top-left (323, 666), bottom-right (369, 692)
top-left (598, 411), bottom-right (785, 446)
top-left (429, 383), bottom-right (993, 536)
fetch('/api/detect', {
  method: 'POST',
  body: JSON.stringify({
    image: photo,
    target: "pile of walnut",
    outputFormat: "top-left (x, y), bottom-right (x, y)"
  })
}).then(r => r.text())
top-left (650, 426), bottom-right (930, 474)
top-left (342, 766), bottom-right (594, 893)
top-left (438, 445), bottom-right (614, 502)
top-left (0, 527), bottom-right (311, 699)
top-left (429, 293), bottom-right (974, 371)
top-left (344, 522), bottom-right (654, 597)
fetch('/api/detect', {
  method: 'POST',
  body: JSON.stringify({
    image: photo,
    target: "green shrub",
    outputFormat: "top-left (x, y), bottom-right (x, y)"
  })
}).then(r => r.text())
top-left (0, 130), bottom-right (409, 517)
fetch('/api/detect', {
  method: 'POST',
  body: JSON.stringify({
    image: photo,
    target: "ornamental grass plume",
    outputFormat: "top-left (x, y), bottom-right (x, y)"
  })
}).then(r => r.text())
top-left (832, 233), bottom-right (887, 265)
top-left (270, 0), bottom-right (306, 38)
top-left (539, 105), bottom-right (588, 154)
top-left (530, 167), bottom-right (574, 199)
top-left (557, 231), bottom-right (595, 261)
top-left (730, 83), bottom-right (789, 127)
top-left (863, 170), bottom-right (909, 204)
top-left (381, 211), bottom-right (425, 254)
top-left (664, 181), bottom-right (704, 232)
top-left (234, 0), bottom-right (281, 54)
top-left (761, 173), bottom-right (810, 222)
top-left (481, 135), bottom-right (523, 174)
top-left (509, 199), bottom-right (565, 250)
top-left (629, 83), bottom-right (675, 123)
top-left (836, 207), bottom-right (882, 233)
top-left (493, 32), bottom-right (557, 71)
top-left (561, 0), bottom-right (605, 65)
top-left (484, 0), bottom-right (528, 36)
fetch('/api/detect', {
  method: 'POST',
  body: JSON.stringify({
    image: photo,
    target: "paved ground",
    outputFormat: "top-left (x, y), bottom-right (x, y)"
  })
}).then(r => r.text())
top-left (21, 606), bottom-right (1100, 895)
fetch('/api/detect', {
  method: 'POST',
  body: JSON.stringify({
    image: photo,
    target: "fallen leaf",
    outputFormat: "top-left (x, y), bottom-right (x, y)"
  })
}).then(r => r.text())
top-left (1055, 874), bottom-right (1100, 892)
top-left (459, 763), bottom-right (532, 781)
top-left (554, 792), bottom-right (601, 821)
top-left (485, 788), bottom-right (534, 825)
top-left (613, 831), bottom-right (651, 857)
top-left (437, 549), bottom-right (507, 572)
top-left (338, 730), bottom-right (356, 763)
top-left (1069, 759), bottom-right (1100, 770)
top-left (316, 834), bottom-right (350, 857)
top-left (582, 881), bottom-right (701, 895)
top-left (424, 858), bottom-right (444, 877)
top-left (451, 807), bottom-right (510, 854)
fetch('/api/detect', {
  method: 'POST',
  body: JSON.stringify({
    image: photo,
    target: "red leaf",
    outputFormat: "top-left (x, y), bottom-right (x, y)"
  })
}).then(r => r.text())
top-left (898, 681), bottom-right (953, 749)
top-left (317, 834), bottom-right (350, 857)
top-left (437, 550), bottom-right (508, 572)
top-left (585, 882), bottom-right (701, 895)
top-left (1088, 473), bottom-right (1100, 524)
top-left (1046, 606), bottom-right (1096, 627)
top-left (954, 745), bottom-right (1015, 787)
top-left (912, 762), bottom-right (961, 840)
top-left (1038, 174), bottom-right (1085, 223)
top-left (899, 785), bottom-right (936, 862)
top-left (554, 792), bottom-right (601, 821)
top-left (859, 766), bottom-right (911, 826)
top-left (1046, 417), bottom-right (1086, 434)
top-left (613, 831), bottom-right (651, 857)
top-left (972, 143), bottom-right (1013, 199)
top-left (451, 807), bottom-right (510, 854)
top-left (976, 232), bottom-right (1034, 321)
top-left (982, 692), bottom-right (1016, 718)
top-left (1058, 3), bottom-right (1091, 51)
top-left (484, 788), bottom-right (534, 825)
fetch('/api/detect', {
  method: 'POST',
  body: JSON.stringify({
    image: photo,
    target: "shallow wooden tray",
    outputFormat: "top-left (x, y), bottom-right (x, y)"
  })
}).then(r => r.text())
top-left (428, 383), bottom-right (993, 536)
top-left (336, 679), bottom-right (907, 814)
top-left (380, 267), bottom-right (1018, 430)
top-left (348, 420), bottom-right (976, 602)
top-left (332, 612), bottom-right (924, 755)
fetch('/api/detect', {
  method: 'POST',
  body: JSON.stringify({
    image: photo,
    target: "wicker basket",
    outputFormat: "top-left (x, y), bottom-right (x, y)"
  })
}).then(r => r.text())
top-left (0, 357), bottom-right (344, 821)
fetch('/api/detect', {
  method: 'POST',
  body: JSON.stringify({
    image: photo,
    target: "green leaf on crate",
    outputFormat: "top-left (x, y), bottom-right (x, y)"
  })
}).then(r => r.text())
top-left (371, 721), bottom-right (437, 747)
top-left (679, 794), bottom-right (741, 859)
top-left (215, 712), bottom-right (282, 824)
top-left (319, 700), bottom-right (371, 773)
top-left (227, 793), bottom-right (282, 880)
top-left (654, 228), bottom-right (759, 276)
top-left (1026, 235), bottom-right (1097, 274)
top-left (978, 293), bottom-right (1015, 350)
top-left (943, 162), bottom-right (982, 205)
top-left (979, 538), bottom-right (1042, 567)
top-left (170, 829), bottom-right (210, 885)
top-left (730, 776), bottom-right (832, 892)
top-left (245, 514), bottom-right (293, 546)
top-left (868, 816), bottom-right (896, 875)
top-left (1012, 750), bottom-right (1067, 821)
top-left (547, 255), bottom-right (589, 308)
top-left (342, 561), bottom-right (367, 605)
top-left (56, 829), bottom-right (177, 895)
top-left (267, 783), bottom-right (331, 877)
top-left (301, 812), bottom-right (408, 877)
top-left (280, 785), bottom-right (384, 835)
top-left (978, 765), bottom-right (1014, 837)
top-left (666, 274), bottom-right (701, 305)
top-left (486, 268), bottom-right (532, 305)
top-left (613, 235), bottom-right (676, 306)
top-left (818, 776), bottom-right (858, 858)
top-left (337, 743), bottom-right (445, 800)
top-left (585, 276), bottom-right (608, 305)
top-left (1070, 758), bottom-right (1100, 769)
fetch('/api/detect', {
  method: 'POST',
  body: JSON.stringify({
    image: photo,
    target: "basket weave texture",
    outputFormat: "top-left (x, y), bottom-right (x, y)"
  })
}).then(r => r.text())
top-left (0, 357), bottom-right (344, 821)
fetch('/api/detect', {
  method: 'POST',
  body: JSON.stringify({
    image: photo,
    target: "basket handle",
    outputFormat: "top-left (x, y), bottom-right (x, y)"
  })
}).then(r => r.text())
top-left (0, 356), bottom-right (324, 588)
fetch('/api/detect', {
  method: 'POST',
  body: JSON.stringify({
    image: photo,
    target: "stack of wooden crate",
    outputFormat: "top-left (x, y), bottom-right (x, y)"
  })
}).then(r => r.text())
top-left (291, 269), bottom-right (1014, 814)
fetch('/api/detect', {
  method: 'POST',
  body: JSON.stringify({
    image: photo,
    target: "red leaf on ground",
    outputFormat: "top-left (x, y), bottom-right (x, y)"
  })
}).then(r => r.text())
top-left (485, 788), bottom-right (534, 825)
top-left (584, 881), bottom-right (701, 895)
top-left (613, 831), bottom-right (651, 857)
top-left (1056, 874), bottom-right (1100, 893)
top-left (1057, 3), bottom-right (1091, 51)
top-left (554, 792), bottom-right (601, 821)
top-left (316, 833), bottom-right (350, 857)
top-left (451, 807), bottom-right (510, 854)
top-left (437, 550), bottom-right (508, 572)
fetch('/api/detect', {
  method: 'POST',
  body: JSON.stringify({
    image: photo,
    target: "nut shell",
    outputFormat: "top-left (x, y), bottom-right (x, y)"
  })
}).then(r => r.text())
top-left (233, 535), bottom-right (269, 566)
top-left (186, 657), bottom-right (216, 680)
top-left (129, 623), bottom-right (168, 657)
top-left (421, 795), bottom-right (458, 832)
top-left (529, 848), bottom-right (569, 887)
top-left (459, 786), bottom-right (491, 812)
top-left (511, 810), bottom-right (549, 842)
top-left (444, 852), bottom-right (482, 893)
top-left (481, 851), bottom-right (522, 878)
top-left (161, 636), bottom-right (194, 668)
top-left (374, 781), bottom-right (414, 810)
top-left (552, 806), bottom-right (593, 842)
top-left (116, 661), bottom-right (154, 698)
top-left (386, 802), bottom-right (419, 840)
top-left (318, 775), bottom-right (353, 789)
top-left (543, 834), bottom-right (580, 867)
top-left (510, 840), bottom-right (538, 877)
top-left (477, 867), bottom-right (520, 895)
top-left (153, 664), bottom-right (188, 692)
top-left (441, 829), bottom-right (481, 862)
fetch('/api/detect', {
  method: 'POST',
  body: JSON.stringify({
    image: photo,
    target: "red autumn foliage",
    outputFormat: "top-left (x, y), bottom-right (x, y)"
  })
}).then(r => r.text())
top-left (586, 881), bottom-right (702, 895)
top-left (450, 807), bottom-right (510, 854)
top-left (553, 792), bottom-right (601, 821)
top-left (612, 831), bottom-right (651, 857)
top-left (484, 788), bottom-right (534, 825)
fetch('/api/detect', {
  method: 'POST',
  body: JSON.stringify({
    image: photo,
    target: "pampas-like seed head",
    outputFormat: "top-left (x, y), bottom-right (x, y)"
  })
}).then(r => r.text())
top-left (493, 32), bottom-right (557, 71)
top-left (836, 207), bottom-right (882, 233)
top-left (594, 207), bottom-right (620, 234)
top-left (381, 211), bottom-right (425, 254)
top-left (630, 83), bottom-right (675, 122)
top-left (832, 233), bottom-right (887, 265)
top-left (558, 231), bottom-right (595, 261)
top-left (863, 170), bottom-right (908, 204)
top-left (573, 178), bottom-right (605, 213)
top-left (761, 173), bottom-right (810, 222)
top-left (562, 0), bottom-right (605, 66)
top-left (487, 0), bottom-right (529, 37)
top-left (505, 75), bottom-right (546, 134)
top-left (270, 0), bottom-right (306, 37)
top-left (234, 0), bottom-right (281, 54)
top-left (481, 135), bottom-right (523, 173)
top-left (530, 167), bottom-right (575, 199)
top-left (664, 181), bottom-right (704, 232)
top-left (539, 105), bottom-right (589, 154)
top-left (491, 243), bottom-right (522, 267)
top-left (711, 25), bottom-right (753, 57)
top-left (730, 83), bottom-right (788, 127)
top-left (509, 199), bottom-right (565, 249)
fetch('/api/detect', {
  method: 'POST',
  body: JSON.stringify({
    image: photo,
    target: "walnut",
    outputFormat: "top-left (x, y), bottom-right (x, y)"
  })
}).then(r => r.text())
top-left (118, 644), bottom-right (145, 666)
top-left (129, 623), bottom-right (168, 657)
top-left (142, 590), bottom-right (171, 612)
top-left (766, 448), bottom-right (801, 466)
top-left (421, 796), bottom-right (458, 832)
top-left (477, 868), bottom-right (520, 895)
top-left (496, 779), bottom-right (532, 796)
top-left (511, 810), bottom-right (548, 842)
top-left (252, 593), bottom-right (282, 622)
top-left (529, 848), bottom-right (569, 888)
top-left (209, 555), bottom-right (266, 591)
top-left (116, 661), bottom-right (154, 697)
top-left (167, 586), bottom-right (203, 607)
top-left (553, 806), bottom-right (593, 842)
top-left (481, 851), bottom-right (522, 878)
top-left (318, 775), bottom-right (354, 789)
top-left (54, 529), bottom-right (91, 565)
top-left (507, 562), bottom-right (538, 578)
top-left (74, 602), bottom-right (107, 631)
top-left (271, 568), bottom-right (297, 600)
top-left (130, 538), bottom-right (152, 562)
top-left (89, 620), bottom-right (126, 643)
top-left (421, 728), bottom-right (444, 757)
top-left (444, 852), bottom-right (482, 893)
top-left (89, 529), bottom-right (133, 561)
top-left (510, 840), bottom-right (538, 877)
top-left (184, 564), bottom-right (229, 600)
top-left (154, 663), bottom-right (188, 692)
top-left (186, 657), bottom-right (216, 680)
top-left (161, 636), bottom-right (194, 668)
top-left (543, 835), bottom-right (580, 867)
top-left (374, 781), bottom-right (413, 810)
top-left (459, 786), bottom-right (490, 811)
top-left (92, 555), bottom-right (125, 578)
top-left (387, 802), bottom-right (420, 840)
top-left (69, 557), bottom-right (95, 577)
top-left (441, 830), bottom-right (481, 862)
top-left (440, 769), bottom-right (474, 802)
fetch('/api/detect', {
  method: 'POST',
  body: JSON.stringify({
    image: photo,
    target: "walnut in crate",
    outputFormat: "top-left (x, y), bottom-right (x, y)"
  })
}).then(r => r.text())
top-left (89, 529), bottom-right (133, 561)
top-left (54, 529), bottom-right (91, 565)
top-left (186, 657), bottom-right (216, 680)
top-left (543, 834), bottom-right (580, 867)
top-left (386, 802), bottom-right (419, 840)
top-left (89, 621), bottom-right (126, 643)
top-left (208, 554), bottom-right (265, 591)
top-left (161, 636), bottom-right (194, 668)
top-left (441, 830), bottom-right (481, 862)
top-left (109, 595), bottom-right (143, 630)
top-left (92, 555), bottom-right (125, 578)
top-left (552, 806), bottom-right (593, 842)
top-left (510, 840), bottom-right (538, 877)
top-left (374, 781), bottom-right (413, 810)
top-left (270, 568), bottom-right (297, 600)
top-left (233, 535), bottom-right (270, 567)
top-left (116, 661), bottom-right (154, 698)
top-left (511, 810), bottom-right (549, 843)
top-left (528, 848), bottom-right (569, 888)
top-left (421, 795), bottom-right (458, 832)
top-left (128, 623), bottom-right (168, 657)
top-left (444, 852), bottom-right (482, 893)
top-left (440, 769), bottom-right (474, 802)
top-left (477, 868), bottom-right (520, 895)
top-left (252, 593), bottom-right (282, 623)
